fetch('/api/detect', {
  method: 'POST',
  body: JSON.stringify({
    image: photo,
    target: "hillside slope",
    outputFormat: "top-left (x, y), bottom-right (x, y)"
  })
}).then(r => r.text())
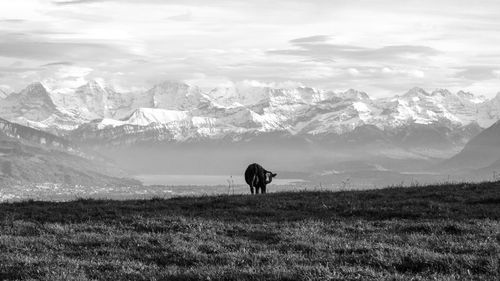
top-left (443, 120), bottom-right (500, 171)
top-left (0, 118), bottom-right (138, 186)
top-left (0, 182), bottom-right (498, 280)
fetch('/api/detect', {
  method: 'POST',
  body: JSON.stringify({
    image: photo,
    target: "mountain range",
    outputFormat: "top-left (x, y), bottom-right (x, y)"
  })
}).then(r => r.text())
top-left (1, 81), bottom-right (499, 139)
top-left (1, 80), bottom-right (500, 178)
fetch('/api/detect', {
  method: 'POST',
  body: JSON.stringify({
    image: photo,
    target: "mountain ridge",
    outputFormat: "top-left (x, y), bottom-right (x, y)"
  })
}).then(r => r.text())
top-left (1, 80), bottom-right (499, 147)
top-left (443, 120), bottom-right (500, 172)
top-left (0, 117), bottom-right (139, 186)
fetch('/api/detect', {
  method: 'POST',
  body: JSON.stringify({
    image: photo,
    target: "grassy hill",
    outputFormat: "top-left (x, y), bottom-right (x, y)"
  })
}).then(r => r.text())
top-left (0, 182), bottom-right (499, 280)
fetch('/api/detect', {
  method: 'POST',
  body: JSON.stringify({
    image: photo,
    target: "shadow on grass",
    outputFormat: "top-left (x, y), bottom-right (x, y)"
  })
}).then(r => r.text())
top-left (0, 181), bottom-right (499, 224)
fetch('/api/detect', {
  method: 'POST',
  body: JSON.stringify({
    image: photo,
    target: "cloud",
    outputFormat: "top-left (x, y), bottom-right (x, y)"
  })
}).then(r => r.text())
top-left (1, 0), bottom-right (500, 98)
top-left (237, 80), bottom-right (304, 89)
top-left (454, 66), bottom-right (499, 80)
top-left (167, 12), bottom-right (192, 21)
top-left (0, 19), bottom-right (25, 23)
top-left (41, 61), bottom-right (74, 67)
top-left (50, 0), bottom-right (237, 6)
top-left (347, 68), bottom-right (360, 76)
top-left (0, 33), bottom-right (132, 61)
top-left (290, 35), bottom-right (331, 44)
top-left (0, 66), bottom-right (40, 73)
top-left (52, 0), bottom-right (104, 5)
top-left (269, 41), bottom-right (440, 64)
top-left (42, 65), bottom-right (93, 92)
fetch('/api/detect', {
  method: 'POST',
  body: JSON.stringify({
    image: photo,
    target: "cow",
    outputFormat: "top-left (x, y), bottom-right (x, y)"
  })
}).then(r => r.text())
top-left (244, 163), bottom-right (277, 194)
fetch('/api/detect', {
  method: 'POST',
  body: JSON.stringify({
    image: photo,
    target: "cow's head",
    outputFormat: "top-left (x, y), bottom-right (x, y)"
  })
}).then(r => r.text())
top-left (265, 172), bottom-right (277, 184)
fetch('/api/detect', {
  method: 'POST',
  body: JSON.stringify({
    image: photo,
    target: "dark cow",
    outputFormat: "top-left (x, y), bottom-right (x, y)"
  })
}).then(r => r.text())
top-left (244, 163), bottom-right (277, 194)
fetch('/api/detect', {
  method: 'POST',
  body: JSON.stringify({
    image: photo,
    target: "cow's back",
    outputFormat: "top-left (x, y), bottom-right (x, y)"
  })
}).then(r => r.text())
top-left (244, 163), bottom-right (262, 186)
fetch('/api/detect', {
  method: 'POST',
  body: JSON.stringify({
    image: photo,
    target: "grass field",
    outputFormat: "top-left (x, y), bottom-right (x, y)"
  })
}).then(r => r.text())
top-left (0, 182), bottom-right (499, 280)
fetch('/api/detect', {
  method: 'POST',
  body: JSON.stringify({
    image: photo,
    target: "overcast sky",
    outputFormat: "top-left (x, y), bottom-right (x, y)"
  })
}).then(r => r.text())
top-left (1, 0), bottom-right (499, 97)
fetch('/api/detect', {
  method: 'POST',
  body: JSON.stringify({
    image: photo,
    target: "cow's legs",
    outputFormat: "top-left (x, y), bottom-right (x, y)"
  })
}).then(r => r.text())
top-left (261, 185), bottom-right (266, 194)
top-left (250, 174), bottom-right (258, 195)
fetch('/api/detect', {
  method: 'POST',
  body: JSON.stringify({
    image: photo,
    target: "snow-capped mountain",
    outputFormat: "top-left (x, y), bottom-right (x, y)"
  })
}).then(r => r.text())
top-left (0, 82), bottom-right (57, 122)
top-left (137, 81), bottom-right (210, 110)
top-left (1, 80), bottom-right (500, 149)
top-left (67, 84), bottom-right (496, 156)
top-left (0, 82), bottom-right (84, 132)
top-left (50, 80), bottom-right (133, 120)
top-left (381, 87), bottom-right (486, 127)
top-left (205, 84), bottom-right (334, 107)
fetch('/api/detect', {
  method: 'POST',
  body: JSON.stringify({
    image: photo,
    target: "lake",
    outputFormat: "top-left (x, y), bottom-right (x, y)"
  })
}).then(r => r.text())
top-left (0, 176), bottom-right (308, 202)
top-left (134, 174), bottom-right (305, 186)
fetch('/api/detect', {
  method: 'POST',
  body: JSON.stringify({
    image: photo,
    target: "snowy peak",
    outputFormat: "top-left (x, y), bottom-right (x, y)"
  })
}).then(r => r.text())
top-left (207, 85), bottom-right (330, 107)
top-left (207, 86), bottom-right (242, 107)
top-left (76, 80), bottom-right (113, 99)
top-left (49, 79), bottom-right (133, 121)
top-left (457, 90), bottom-right (473, 99)
top-left (74, 80), bottom-right (109, 118)
top-left (76, 80), bottom-right (107, 98)
top-left (276, 87), bottom-right (328, 104)
top-left (403, 87), bottom-right (429, 97)
top-left (153, 80), bottom-right (191, 90)
top-left (0, 82), bottom-right (59, 122)
top-left (229, 85), bottom-right (272, 106)
top-left (145, 80), bottom-right (207, 110)
top-left (25, 81), bottom-right (45, 91)
top-left (402, 87), bottom-right (457, 99)
top-left (387, 87), bottom-right (489, 127)
top-left (400, 88), bottom-right (482, 104)
top-left (430, 88), bottom-right (453, 97)
top-left (124, 108), bottom-right (189, 126)
top-left (207, 85), bottom-right (269, 108)
top-left (340, 89), bottom-right (370, 100)
top-left (0, 82), bottom-right (84, 133)
top-left (20, 82), bottom-right (55, 106)
top-left (456, 91), bottom-right (486, 103)
top-left (79, 79), bottom-right (102, 91)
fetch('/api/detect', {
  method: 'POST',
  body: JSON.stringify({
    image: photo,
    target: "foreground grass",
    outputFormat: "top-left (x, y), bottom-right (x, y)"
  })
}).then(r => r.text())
top-left (0, 182), bottom-right (499, 280)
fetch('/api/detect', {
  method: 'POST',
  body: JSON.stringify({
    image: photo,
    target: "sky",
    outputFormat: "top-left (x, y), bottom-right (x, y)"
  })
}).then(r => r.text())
top-left (0, 0), bottom-right (499, 97)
